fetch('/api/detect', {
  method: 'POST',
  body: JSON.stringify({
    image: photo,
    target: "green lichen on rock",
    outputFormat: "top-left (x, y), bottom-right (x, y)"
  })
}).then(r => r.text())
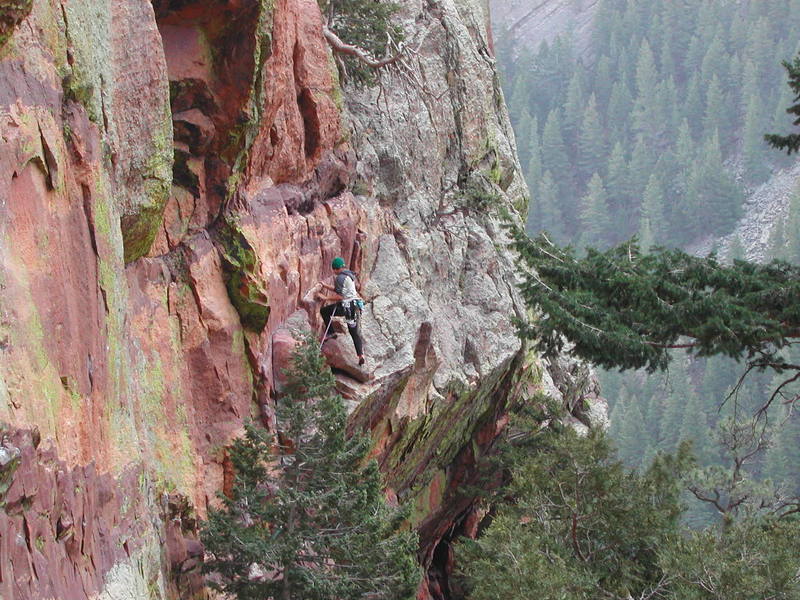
top-left (61, 73), bottom-right (100, 123)
top-left (360, 346), bottom-right (542, 529)
top-left (58, 1), bottom-right (174, 264)
top-left (380, 354), bottom-right (522, 504)
top-left (137, 354), bottom-right (194, 497)
top-left (60, 1), bottom-right (110, 127)
top-left (0, 0), bottom-right (32, 48)
top-left (122, 108), bottom-right (173, 264)
top-left (216, 220), bottom-right (270, 332)
top-left (120, 201), bottom-right (165, 264)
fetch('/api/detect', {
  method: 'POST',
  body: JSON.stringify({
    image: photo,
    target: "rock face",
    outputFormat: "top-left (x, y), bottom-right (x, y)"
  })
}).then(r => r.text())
top-left (0, 1), bottom-right (600, 598)
top-left (490, 0), bottom-right (600, 57)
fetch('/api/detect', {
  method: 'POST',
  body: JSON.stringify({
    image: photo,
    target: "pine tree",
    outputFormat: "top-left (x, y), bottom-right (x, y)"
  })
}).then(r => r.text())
top-left (627, 137), bottom-right (657, 221)
top-left (695, 5), bottom-right (721, 47)
top-left (702, 74), bottom-right (725, 142)
top-left (605, 141), bottom-right (630, 226)
top-left (684, 73), bottom-right (704, 136)
top-left (742, 91), bottom-right (769, 183)
top-left (457, 427), bottom-right (690, 600)
top-left (528, 41), bottom-right (556, 120)
top-left (688, 130), bottom-right (742, 235)
top-left (668, 120), bottom-right (697, 242)
top-left (745, 18), bottom-right (774, 87)
top-left (615, 397), bottom-right (648, 470)
top-left (674, 118), bottom-right (695, 173)
top-left (615, 39), bottom-right (635, 92)
top-left (606, 80), bottom-right (633, 140)
top-left (729, 13), bottom-right (749, 57)
top-left (562, 68), bottom-right (586, 153)
top-left (684, 35), bottom-right (705, 81)
top-left (663, 517), bottom-right (800, 599)
top-left (578, 173), bottom-right (612, 248)
top-left (528, 170), bottom-right (566, 243)
top-left (740, 60), bottom-right (760, 118)
top-left (524, 116), bottom-right (542, 187)
top-left (607, 389), bottom-right (629, 441)
top-left (639, 174), bottom-right (666, 249)
top-left (460, 417), bottom-right (800, 599)
top-left (659, 0), bottom-right (694, 80)
top-left (632, 39), bottom-right (661, 145)
top-left (590, 1), bottom-right (616, 58)
top-left (515, 109), bottom-right (534, 166)
top-left (541, 109), bottom-right (575, 207)
top-left (678, 392), bottom-right (714, 467)
top-left (551, 34), bottom-right (576, 95)
top-left (660, 360), bottom-right (693, 451)
top-left (699, 33), bottom-right (727, 89)
top-left (508, 74), bottom-right (530, 128)
top-left (638, 219), bottom-right (655, 256)
top-left (505, 227), bottom-right (800, 377)
top-left (577, 94), bottom-right (606, 184)
top-left (699, 355), bottom-right (738, 406)
top-left (660, 76), bottom-right (680, 146)
top-left (726, 54), bottom-right (743, 108)
top-left (202, 337), bottom-right (420, 600)
top-left (594, 55), bottom-right (613, 113)
top-left (766, 54), bottom-right (800, 154)
top-left (790, 0), bottom-right (800, 34)
top-left (658, 36), bottom-right (676, 84)
top-left (727, 235), bottom-right (746, 262)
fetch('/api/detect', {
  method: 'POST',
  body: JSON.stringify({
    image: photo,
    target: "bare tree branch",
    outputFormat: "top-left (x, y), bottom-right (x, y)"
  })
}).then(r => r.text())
top-left (323, 25), bottom-right (405, 68)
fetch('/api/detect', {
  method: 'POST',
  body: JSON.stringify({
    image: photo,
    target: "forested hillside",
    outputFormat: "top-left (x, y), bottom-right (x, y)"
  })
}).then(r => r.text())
top-left (495, 0), bottom-right (800, 528)
top-left (499, 0), bottom-right (800, 248)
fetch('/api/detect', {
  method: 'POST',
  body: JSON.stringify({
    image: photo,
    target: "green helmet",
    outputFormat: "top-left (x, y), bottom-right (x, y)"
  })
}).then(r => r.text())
top-left (331, 257), bottom-right (346, 269)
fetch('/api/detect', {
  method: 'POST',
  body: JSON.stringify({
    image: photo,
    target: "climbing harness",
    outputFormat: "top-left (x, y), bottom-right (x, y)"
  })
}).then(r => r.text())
top-left (320, 299), bottom-right (364, 349)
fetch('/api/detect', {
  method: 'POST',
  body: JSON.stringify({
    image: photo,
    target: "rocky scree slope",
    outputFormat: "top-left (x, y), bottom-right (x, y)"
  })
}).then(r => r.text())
top-left (0, 1), bottom-right (601, 598)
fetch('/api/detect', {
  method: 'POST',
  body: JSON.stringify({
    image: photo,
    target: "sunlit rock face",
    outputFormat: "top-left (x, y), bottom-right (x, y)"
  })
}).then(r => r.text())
top-left (0, 1), bottom-right (601, 598)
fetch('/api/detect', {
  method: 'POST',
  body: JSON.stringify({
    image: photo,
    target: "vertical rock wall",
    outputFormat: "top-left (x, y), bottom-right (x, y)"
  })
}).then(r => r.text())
top-left (0, 1), bottom-right (596, 598)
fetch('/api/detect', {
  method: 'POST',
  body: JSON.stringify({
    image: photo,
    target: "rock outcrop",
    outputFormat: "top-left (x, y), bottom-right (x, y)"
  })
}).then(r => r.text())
top-left (0, 1), bottom-right (600, 598)
top-left (490, 0), bottom-right (600, 57)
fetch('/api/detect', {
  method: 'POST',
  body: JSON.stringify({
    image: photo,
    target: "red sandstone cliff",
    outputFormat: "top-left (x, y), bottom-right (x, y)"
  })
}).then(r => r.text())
top-left (0, 1), bottom-right (602, 598)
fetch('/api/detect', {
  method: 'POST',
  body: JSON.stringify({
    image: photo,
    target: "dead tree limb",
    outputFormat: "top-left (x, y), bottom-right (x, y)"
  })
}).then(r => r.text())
top-left (322, 25), bottom-right (404, 68)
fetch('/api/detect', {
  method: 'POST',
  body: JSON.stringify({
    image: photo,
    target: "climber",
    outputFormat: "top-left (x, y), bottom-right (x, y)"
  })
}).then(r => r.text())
top-left (319, 257), bottom-right (366, 366)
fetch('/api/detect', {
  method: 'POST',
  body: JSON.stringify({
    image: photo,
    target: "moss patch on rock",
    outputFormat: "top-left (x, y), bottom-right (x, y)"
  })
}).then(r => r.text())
top-left (216, 221), bottom-right (270, 332)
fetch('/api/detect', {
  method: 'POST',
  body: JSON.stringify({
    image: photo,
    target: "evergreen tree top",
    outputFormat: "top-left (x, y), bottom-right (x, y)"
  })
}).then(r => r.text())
top-left (202, 336), bottom-right (419, 600)
top-left (765, 55), bottom-right (800, 153)
top-left (506, 227), bottom-right (800, 374)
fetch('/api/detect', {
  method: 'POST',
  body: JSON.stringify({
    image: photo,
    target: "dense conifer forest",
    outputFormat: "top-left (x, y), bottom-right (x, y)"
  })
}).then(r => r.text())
top-left (497, 0), bottom-right (800, 528)
top-left (449, 6), bottom-right (800, 595)
top-left (501, 0), bottom-right (800, 248)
